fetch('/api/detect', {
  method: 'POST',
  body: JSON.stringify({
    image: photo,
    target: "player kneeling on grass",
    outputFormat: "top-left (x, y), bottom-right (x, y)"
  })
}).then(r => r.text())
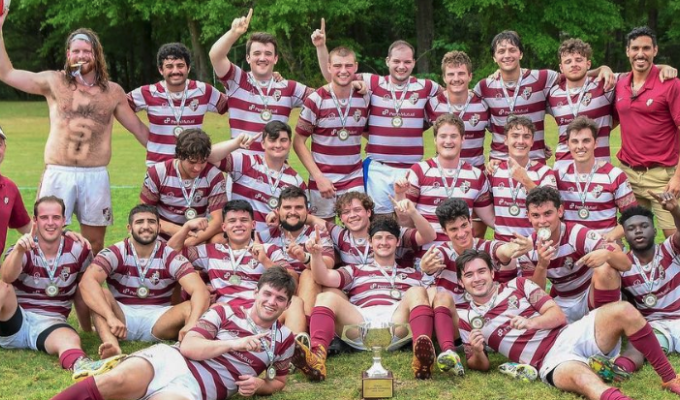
top-left (79, 204), bottom-right (210, 360)
top-left (0, 196), bottom-right (123, 380)
top-left (457, 248), bottom-right (680, 400)
top-left (50, 266), bottom-right (297, 400)
top-left (293, 217), bottom-right (438, 381)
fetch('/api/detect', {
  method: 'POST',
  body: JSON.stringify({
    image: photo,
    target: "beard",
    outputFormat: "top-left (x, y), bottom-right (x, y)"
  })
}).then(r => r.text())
top-left (132, 229), bottom-right (158, 245)
top-left (280, 215), bottom-right (306, 232)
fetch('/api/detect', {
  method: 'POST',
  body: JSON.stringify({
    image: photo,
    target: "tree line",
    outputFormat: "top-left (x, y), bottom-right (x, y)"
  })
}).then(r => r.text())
top-left (1, 0), bottom-right (678, 100)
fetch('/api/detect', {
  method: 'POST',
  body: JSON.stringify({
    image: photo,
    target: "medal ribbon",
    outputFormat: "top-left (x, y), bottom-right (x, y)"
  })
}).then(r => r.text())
top-left (632, 246), bottom-right (660, 295)
top-left (565, 78), bottom-right (591, 117)
top-left (446, 92), bottom-right (473, 119)
top-left (328, 84), bottom-right (354, 129)
top-left (388, 78), bottom-right (410, 117)
top-left (573, 162), bottom-right (598, 210)
top-left (174, 160), bottom-right (200, 210)
top-left (35, 237), bottom-right (64, 284)
top-left (163, 81), bottom-right (189, 126)
top-left (225, 241), bottom-right (253, 277)
top-left (248, 73), bottom-right (275, 110)
top-left (263, 162), bottom-right (286, 196)
top-left (349, 233), bottom-right (371, 265)
top-left (128, 239), bottom-right (160, 285)
top-left (243, 307), bottom-right (278, 368)
top-left (374, 262), bottom-right (399, 291)
top-left (435, 157), bottom-right (463, 198)
top-left (499, 72), bottom-right (524, 113)
top-left (468, 283), bottom-right (499, 320)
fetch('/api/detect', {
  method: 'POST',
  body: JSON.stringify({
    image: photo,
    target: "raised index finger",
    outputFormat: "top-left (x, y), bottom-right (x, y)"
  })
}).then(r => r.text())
top-left (30, 221), bottom-right (37, 237)
top-left (647, 190), bottom-right (663, 202)
top-left (320, 18), bottom-right (325, 33)
top-left (245, 8), bottom-right (253, 25)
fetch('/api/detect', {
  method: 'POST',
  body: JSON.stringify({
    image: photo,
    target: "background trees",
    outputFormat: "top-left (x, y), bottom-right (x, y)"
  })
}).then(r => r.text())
top-left (1, 0), bottom-right (677, 99)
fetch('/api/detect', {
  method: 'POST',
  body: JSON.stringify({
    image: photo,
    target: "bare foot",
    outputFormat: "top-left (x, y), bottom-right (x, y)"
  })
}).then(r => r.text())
top-left (98, 342), bottom-right (121, 359)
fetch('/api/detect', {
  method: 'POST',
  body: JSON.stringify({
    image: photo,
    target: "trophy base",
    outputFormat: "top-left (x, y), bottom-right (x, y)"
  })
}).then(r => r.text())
top-left (362, 371), bottom-right (394, 399)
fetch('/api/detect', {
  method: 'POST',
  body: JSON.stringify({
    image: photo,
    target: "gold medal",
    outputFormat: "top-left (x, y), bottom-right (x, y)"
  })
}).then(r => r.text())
top-left (643, 293), bottom-right (658, 308)
top-left (229, 275), bottom-right (242, 285)
top-left (184, 208), bottom-right (197, 220)
top-left (267, 366), bottom-right (277, 380)
top-left (578, 208), bottom-right (590, 219)
top-left (45, 284), bottom-right (60, 298)
top-left (337, 128), bottom-right (350, 141)
top-left (137, 286), bottom-right (150, 299)
top-left (391, 115), bottom-right (403, 128)
top-left (268, 196), bottom-right (279, 209)
top-left (261, 109), bottom-right (273, 121)
top-left (471, 316), bottom-right (485, 329)
top-left (509, 204), bottom-right (521, 216)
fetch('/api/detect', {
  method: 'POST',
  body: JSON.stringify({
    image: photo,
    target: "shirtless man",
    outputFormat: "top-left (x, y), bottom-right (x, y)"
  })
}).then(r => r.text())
top-left (0, 14), bottom-right (149, 255)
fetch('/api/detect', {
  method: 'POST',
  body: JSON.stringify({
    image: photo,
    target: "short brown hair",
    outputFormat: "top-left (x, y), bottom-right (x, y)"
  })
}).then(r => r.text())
top-left (566, 116), bottom-right (598, 141)
top-left (491, 30), bottom-right (523, 57)
top-left (335, 192), bottom-right (375, 222)
top-left (504, 115), bottom-right (535, 135)
top-left (441, 51), bottom-right (472, 75)
top-left (558, 38), bottom-right (592, 61)
top-left (246, 32), bottom-right (278, 55)
top-left (387, 40), bottom-right (415, 59)
top-left (175, 129), bottom-right (211, 161)
top-left (433, 114), bottom-right (465, 138)
top-left (34, 196), bottom-right (66, 218)
top-left (329, 46), bottom-right (356, 62)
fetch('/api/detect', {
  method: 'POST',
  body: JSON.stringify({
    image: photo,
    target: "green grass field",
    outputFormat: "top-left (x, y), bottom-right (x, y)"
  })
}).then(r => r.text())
top-left (0, 101), bottom-right (678, 400)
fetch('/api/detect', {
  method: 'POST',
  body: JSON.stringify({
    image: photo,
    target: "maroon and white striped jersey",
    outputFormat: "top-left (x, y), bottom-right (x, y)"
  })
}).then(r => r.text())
top-left (547, 78), bottom-right (614, 169)
top-left (490, 160), bottom-right (557, 241)
top-left (94, 239), bottom-right (194, 306)
top-left (518, 223), bottom-right (610, 300)
top-left (555, 162), bottom-right (636, 234)
top-left (473, 69), bottom-right (560, 162)
top-left (425, 92), bottom-right (490, 168)
top-left (406, 158), bottom-right (492, 253)
top-left (9, 237), bottom-right (91, 319)
top-left (141, 159), bottom-right (227, 233)
top-left (295, 86), bottom-right (370, 191)
top-left (458, 278), bottom-right (566, 369)
top-left (185, 304), bottom-right (295, 400)
top-left (361, 74), bottom-right (440, 168)
top-left (218, 64), bottom-right (313, 155)
top-left (336, 263), bottom-right (425, 308)
top-left (622, 238), bottom-right (680, 321)
top-left (127, 80), bottom-right (229, 166)
top-left (185, 243), bottom-right (290, 308)
top-left (433, 239), bottom-right (504, 308)
top-left (325, 222), bottom-right (419, 267)
top-left (218, 153), bottom-right (306, 232)
top-left (256, 225), bottom-right (334, 274)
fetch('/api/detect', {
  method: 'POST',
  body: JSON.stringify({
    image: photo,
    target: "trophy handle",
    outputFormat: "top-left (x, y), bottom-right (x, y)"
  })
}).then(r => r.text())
top-left (341, 323), bottom-right (368, 349)
top-left (385, 323), bottom-right (412, 351)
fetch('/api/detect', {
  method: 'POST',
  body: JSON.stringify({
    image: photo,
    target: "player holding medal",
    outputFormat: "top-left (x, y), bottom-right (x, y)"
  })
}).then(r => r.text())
top-left (79, 204), bottom-right (210, 359)
top-left (0, 196), bottom-right (125, 378)
top-left (293, 218), bottom-right (438, 381)
top-left (50, 268), bottom-right (299, 400)
top-left (555, 117), bottom-right (637, 242)
top-left (210, 121), bottom-right (306, 232)
top-left (606, 194), bottom-right (680, 377)
top-left (517, 187), bottom-right (631, 323)
top-left (295, 45), bottom-right (370, 220)
top-left (456, 248), bottom-right (680, 399)
top-left (141, 129), bottom-right (227, 244)
top-left (488, 116), bottom-right (556, 242)
top-left (209, 8), bottom-right (313, 156)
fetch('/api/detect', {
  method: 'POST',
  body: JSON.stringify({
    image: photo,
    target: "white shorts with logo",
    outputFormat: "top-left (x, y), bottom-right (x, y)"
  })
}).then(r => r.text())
top-left (119, 303), bottom-right (172, 342)
top-left (650, 319), bottom-right (680, 354)
top-left (364, 158), bottom-right (410, 214)
top-left (0, 307), bottom-right (69, 351)
top-left (555, 287), bottom-right (591, 324)
top-left (309, 184), bottom-right (364, 219)
top-left (130, 343), bottom-right (202, 400)
top-left (539, 309), bottom-right (621, 383)
top-left (38, 165), bottom-right (113, 226)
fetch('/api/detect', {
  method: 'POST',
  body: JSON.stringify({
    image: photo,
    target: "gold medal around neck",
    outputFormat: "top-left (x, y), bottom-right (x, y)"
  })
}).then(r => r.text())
top-left (578, 208), bottom-right (590, 220)
top-left (471, 316), bottom-right (485, 329)
top-left (261, 109), bottom-right (273, 121)
top-left (267, 366), bottom-right (277, 380)
top-left (185, 208), bottom-right (198, 220)
top-left (229, 275), bottom-right (242, 285)
top-left (268, 196), bottom-right (279, 209)
top-left (643, 293), bottom-right (658, 308)
top-left (391, 116), bottom-right (403, 128)
top-left (137, 286), bottom-right (150, 299)
top-left (337, 128), bottom-right (350, 141)
top-left (509, 204), bottom-right (520, 216)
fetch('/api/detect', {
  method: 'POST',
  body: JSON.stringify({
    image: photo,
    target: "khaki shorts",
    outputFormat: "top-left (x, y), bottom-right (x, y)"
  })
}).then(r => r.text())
top-left (620, 164), bottom-right (676, 230)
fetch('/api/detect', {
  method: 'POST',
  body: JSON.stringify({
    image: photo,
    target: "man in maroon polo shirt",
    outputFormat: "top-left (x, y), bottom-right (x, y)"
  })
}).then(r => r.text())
top-left (0, 126), bottom-right (31, 255)
top-left (615, 26), bottom-right (680, 238)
